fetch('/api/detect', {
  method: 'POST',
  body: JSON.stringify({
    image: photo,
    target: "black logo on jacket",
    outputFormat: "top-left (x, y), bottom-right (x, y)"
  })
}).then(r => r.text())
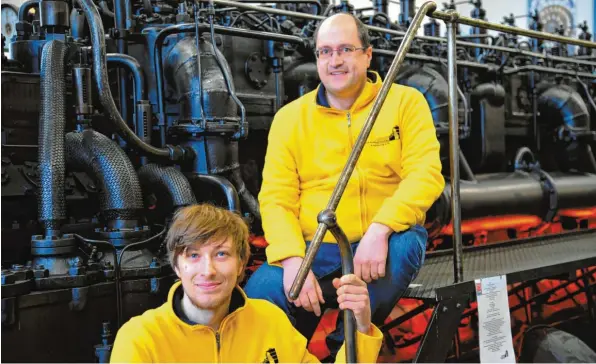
top-left (367, 126), bottom-right (400, 147)
top-left (262, 348), bottom-right (279, 363)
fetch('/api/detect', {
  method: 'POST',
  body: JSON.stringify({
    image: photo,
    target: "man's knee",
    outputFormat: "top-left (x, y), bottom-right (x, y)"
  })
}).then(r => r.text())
top-left (388, 225), bottom-right (427, 273)
top-left (244, 263), bottom-right (288, 307)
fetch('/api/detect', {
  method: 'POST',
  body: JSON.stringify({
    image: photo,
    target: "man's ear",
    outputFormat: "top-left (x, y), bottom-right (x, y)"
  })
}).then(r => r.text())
top-left (237, 258), bottom-right (244, 278)
top-left (366, 46), bottom-right (372, 67)
top-left (173, 256), bottom-right (181, 279)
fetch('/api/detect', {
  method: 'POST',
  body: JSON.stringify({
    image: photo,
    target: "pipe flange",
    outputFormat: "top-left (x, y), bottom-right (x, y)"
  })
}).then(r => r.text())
top-left (245, 52), bottom-right (269, 90)
top-left (31, 233), bottom-right (77, 256)
top-left (1, 270), bottom-right (34, 298)
top-left (96, 226), bottom-right (150, 248)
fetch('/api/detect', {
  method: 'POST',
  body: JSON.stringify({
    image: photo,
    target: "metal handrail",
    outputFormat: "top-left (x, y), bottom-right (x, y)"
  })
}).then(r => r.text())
top-left (427, 10), bottom-right (596, 48)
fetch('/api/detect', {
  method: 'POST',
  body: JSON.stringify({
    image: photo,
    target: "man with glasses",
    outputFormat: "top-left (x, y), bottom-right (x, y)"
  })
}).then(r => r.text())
top-left (244, 12), bottom-right (444, 361)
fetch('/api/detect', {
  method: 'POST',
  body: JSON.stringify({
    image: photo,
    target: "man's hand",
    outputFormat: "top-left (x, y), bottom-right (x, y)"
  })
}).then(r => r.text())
top-left (333, 274), bottom-right (372, 334)
top-left (281, 257), bottom-right (325, 316)
top-left (353, 222), bottom-right (392, 283)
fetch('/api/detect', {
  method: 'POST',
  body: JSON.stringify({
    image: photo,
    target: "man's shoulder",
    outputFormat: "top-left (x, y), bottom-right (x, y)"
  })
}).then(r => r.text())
top-left (245, 297), bottom-right (294, 323)
top-left (388, 82), bottom-right (425, 102)
top-left (274, 91), bottom-right (316, 122)
top-left (117, 301), bottom-right (171, 339)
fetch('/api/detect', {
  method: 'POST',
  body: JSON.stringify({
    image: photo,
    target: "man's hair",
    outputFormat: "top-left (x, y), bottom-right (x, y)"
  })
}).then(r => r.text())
top-left (165, 204), bottom-right (251, 272)
top-left (313, 13), bottom-right (371, 49)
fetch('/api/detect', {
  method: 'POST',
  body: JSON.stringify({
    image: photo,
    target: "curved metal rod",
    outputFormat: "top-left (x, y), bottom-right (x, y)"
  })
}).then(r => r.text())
top-left (75, 0), bottom-right (188, 162)
top-left (190, 174), bottom-right (241, 213)
top-left (288, 0), bottom-right (437, 301)
top-left (107, 53), bottom-right (146, 102)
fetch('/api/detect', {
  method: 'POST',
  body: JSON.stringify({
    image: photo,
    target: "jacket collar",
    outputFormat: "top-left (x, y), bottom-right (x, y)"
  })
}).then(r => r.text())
top-left (315, 70), bottom-right (383, 113)
top-left (166, 280), bottom-right (248, 331)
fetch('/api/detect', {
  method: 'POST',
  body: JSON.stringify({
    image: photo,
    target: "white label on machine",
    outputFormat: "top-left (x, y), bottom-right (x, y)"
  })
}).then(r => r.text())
top-left (475, 275), bottom-right (516, 363)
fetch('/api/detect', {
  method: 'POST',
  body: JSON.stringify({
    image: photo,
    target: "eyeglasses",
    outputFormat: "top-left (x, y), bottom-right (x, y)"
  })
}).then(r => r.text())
top-left (314, 46), bottom-right (367, 59)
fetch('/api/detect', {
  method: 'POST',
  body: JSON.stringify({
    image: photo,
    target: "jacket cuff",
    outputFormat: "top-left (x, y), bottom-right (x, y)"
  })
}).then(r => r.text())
top-left (265, 240), bottom-right (306, 266)
top-left (354, 324), bottom-right (384, 363)
top-left (372, 209), bottom-right (411, 234)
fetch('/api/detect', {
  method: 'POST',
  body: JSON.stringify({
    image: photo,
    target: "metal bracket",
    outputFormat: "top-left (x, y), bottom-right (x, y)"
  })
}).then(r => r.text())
top-left (529, 164), bottom-right (558, 222)
top-left (413, 295), bottom-right (469, 363)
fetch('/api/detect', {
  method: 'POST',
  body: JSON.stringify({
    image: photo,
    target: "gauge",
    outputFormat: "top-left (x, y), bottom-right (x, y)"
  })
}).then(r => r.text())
top-left (2, 4), bottom-right (19, 42)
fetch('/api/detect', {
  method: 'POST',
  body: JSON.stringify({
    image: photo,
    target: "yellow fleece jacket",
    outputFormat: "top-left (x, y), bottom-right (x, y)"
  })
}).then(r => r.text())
top-left (110, 281), bottom-right (383, 363)
top-left (260, 71), bottom-right (445, 264)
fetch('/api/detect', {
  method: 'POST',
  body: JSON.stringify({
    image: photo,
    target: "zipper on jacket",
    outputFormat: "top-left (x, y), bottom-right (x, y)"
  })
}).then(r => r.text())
top-left (215, 331), bottom-right (221, 363)
top-left (347, 111), bottom-right (366, 236)
top-left (346, 112), bottom-right (353, 148)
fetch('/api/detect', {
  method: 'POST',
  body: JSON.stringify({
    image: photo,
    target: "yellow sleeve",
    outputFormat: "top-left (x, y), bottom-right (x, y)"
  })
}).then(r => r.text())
top-left (109, 320), bottom-right (152, 363)
top-left (372, 88), bottom-right (445, 232)
top-left (259, 112), bottom-right (307, 264)
top-left (276, 306), bottom-right (382, 363)
top-left (334, 325), bottom-right (384, 364)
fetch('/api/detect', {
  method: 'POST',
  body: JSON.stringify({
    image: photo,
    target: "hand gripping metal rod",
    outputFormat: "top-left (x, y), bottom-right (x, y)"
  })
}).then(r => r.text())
top-left (288, 2), bottom-right (438, 362)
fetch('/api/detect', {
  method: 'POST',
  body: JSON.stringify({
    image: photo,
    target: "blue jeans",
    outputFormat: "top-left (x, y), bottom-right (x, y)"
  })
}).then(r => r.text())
top-left (243, 225), bottom-right (427, 358)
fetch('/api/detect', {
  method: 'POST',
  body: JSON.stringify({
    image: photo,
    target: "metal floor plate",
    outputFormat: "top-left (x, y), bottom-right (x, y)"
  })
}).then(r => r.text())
top-left (404, 229), bottom-right (596, 300)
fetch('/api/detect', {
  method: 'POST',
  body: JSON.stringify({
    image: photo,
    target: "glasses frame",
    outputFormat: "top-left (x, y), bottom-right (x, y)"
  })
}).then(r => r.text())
top-left (314, 45), bottom-right (368, 59)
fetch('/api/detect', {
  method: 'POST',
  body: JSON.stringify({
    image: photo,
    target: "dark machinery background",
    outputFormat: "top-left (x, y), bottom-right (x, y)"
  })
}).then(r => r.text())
top-left (1, 0), bottom-right (595, 362)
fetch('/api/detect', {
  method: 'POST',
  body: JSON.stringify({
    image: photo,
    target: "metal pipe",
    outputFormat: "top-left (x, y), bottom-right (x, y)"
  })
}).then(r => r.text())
top-left (114, 0), bottom-right (129, 131)
top-left (318, 210), bottom-right (357, 363)
top-left (373, 49), bottom-right (493, 70)
top-left (211, 0), bottom-right (596, 66)
top-left (446, 19), bottom-right (463, 284)
top-left (190, 174), bottom-right (241, 213)
top-left (151, 23), bottom-right (306, 129)
top-left (459, 148), bottom-right (475, 182)
top-left (238, 0), bottom-right (323, 14)
top-left (427, 9), bottom-right (596, 49)
top-left (456, 84), bottom-right (469, 134)
top-left (373, 49), bottom-right (596, 79)
top-left (75, 0), bottom-right (188, 161)
top-left (289, 0), bottom-right (437, 300)
top-left (107, 53), bottom-right (146, 102)
top-left (504, 65), bottom-right (595, 79)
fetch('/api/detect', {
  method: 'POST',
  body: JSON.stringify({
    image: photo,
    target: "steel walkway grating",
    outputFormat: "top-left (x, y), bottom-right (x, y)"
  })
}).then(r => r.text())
top-left (404, 229), bottom-right (596, 300)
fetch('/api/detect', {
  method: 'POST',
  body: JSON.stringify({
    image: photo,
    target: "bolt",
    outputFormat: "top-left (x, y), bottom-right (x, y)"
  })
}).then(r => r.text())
top-left (456, 303), bottom-right (461, 309)
top-left (72, 257), bottom-right (83, 267)
top-left (1, 270), bottom-right (16, 285)
top-left (442, 306), bottom-right (448, 313)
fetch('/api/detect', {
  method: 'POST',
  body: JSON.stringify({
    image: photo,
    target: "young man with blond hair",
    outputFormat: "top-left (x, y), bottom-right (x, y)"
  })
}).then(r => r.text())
top-left (110, 204), bottom-right (383, 363)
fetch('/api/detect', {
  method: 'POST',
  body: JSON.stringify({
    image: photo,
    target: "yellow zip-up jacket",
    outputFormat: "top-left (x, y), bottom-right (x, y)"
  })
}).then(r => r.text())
top-left (110, 281), bottom-right (383, 363)
top-left (260, 71), bottom-right (445, 264)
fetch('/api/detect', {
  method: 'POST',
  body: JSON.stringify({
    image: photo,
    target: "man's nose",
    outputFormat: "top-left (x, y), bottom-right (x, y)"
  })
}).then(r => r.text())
top-left (329, 51), bottom-right (344, 67)
top-left (198, 257), bottom-right (216, 276)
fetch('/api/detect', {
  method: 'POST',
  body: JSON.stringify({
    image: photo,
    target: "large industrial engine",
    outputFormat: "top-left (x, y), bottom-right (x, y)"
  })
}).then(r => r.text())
top-left (1, 0), bottom-right (595, 361)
